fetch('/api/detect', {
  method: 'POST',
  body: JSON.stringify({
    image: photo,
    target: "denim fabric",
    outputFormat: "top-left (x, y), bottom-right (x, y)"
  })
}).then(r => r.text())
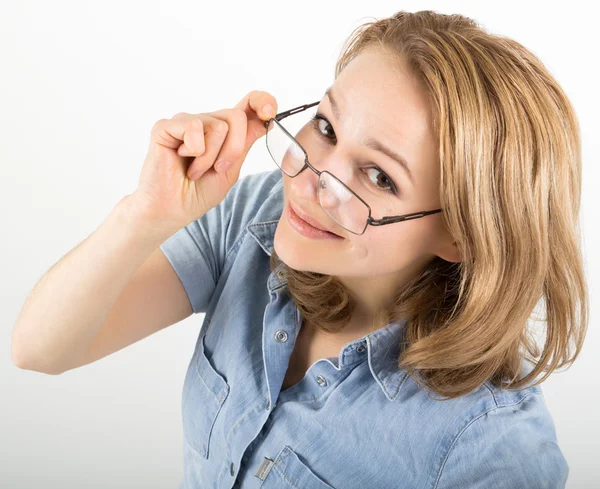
top-left (159, 169), bottom-right (568, 489)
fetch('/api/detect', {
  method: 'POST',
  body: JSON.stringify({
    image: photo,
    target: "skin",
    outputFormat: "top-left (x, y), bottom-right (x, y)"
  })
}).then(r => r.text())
top-left (272, 47), bottom-right (462, 342)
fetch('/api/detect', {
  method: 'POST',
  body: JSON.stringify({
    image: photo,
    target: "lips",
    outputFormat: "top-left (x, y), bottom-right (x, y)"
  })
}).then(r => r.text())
top-left (289, 201), bottom-right (342, 237)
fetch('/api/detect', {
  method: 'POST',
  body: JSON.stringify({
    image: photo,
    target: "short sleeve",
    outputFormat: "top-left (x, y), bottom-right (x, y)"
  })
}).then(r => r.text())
top-left (159, 169), bottom-right (279, 314)
top-left (435, 393), bottom-right (569, 489)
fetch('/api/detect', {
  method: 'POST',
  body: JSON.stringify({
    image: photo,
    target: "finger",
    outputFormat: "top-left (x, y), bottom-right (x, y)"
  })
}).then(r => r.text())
top-left (244, 90), bottom-right (278, 120)
top-left (171, 111), bottom-right (194, 120)
top-left (151, 116), bottom-right (208, 154)
top-left (168, 112), bottom-right (208, 157)
top-left (234, 90), bottom-right (278, 142)
top-left (177, 143), bottom-right (195, 157)
top-left (186, 120), bottom-right (229, 179)
top-left (203, 108), bottom-right (248, 174)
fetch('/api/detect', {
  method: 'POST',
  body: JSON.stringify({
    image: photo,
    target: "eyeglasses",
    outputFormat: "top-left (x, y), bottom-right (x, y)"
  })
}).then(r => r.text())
top-left (264, 101), bottom-right (443, 235)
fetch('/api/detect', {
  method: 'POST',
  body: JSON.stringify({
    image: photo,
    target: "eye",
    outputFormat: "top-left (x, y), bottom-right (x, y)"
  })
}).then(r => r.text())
top-left (363, 166), bottom-right (396, 194)
top-left (309, 113), bottom-right (400, 196)
top-left (309, 113), bottom-right (336, 141)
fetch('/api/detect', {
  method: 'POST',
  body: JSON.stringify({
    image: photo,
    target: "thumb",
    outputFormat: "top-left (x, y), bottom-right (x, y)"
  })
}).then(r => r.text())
top-left (234, 90), bottom-right (278, 156)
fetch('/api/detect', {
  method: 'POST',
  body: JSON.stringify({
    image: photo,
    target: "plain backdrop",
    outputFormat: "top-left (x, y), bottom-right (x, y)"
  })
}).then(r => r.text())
top-left (1, 1), bottom-right (598, 488)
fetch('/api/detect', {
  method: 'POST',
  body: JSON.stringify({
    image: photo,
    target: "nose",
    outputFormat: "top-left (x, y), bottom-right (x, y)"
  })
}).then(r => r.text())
top-left (305, 148), bottom-right (354, 188)
top-left (294, 158), bottom-right (353, 217)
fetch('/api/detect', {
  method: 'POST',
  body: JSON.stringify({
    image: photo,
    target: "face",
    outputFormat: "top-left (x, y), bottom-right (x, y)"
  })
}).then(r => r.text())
top-left (273, 47), bottom-right (461, 319)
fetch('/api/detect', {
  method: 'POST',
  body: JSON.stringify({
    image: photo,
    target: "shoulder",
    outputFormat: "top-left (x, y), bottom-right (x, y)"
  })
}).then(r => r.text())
top-left (202, 168), bottom-right (282, 260)
top-left (226, 168), bottom-right (282, 208)
top-left (219, 168), bottom-right (282, 228)
top-left (433, 382), bottom-right (568, 489)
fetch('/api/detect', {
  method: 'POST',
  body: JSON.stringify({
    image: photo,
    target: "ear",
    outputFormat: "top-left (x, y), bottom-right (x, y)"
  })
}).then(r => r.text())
top-left (435, 236), bottom-right (463, 263)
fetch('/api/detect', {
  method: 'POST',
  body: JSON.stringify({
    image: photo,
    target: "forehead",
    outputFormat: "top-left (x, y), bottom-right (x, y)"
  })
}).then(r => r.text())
top-left (330, 48), bottom-right (434, 149)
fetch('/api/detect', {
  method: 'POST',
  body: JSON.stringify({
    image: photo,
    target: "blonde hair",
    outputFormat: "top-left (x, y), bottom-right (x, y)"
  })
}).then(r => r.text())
top-left (270, 10), bottom-right (588, 399)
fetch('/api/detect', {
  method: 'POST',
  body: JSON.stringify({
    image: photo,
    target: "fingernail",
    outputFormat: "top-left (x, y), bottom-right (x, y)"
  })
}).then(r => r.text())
top-left (215, 160), bottom-right (231, 173)
top-left (263, 104), bottom-right (274, 118)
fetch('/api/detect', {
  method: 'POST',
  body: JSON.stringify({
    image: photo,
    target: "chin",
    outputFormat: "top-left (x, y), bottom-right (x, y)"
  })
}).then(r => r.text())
top-left (273, 225), bottom-right (329, 274)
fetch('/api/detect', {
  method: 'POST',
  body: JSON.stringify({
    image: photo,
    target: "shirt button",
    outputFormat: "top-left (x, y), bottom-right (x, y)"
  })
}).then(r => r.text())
top-left (316, 375), bottom-right (328, 387)
top-left (230, 462), bottom-right (235, 476)
top-left (356, 344), bottom-right (366, 353)
top-left (274, 330), bottom-right (288, 342)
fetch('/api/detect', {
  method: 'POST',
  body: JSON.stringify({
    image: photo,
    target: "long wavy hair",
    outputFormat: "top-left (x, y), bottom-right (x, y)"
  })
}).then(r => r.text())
top-left (269, 10), bottom-right (588, 399)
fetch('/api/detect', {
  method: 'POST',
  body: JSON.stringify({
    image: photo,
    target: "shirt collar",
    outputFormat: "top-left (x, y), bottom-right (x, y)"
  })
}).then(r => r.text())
top-left (246, 173), bottom-right (410, 401)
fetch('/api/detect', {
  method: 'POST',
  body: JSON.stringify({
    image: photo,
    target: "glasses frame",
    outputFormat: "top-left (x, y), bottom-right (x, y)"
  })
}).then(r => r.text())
top-left (264, 101), bottom-right (444, 235)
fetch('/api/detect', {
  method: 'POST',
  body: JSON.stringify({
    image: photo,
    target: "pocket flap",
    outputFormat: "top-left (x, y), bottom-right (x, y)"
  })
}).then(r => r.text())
top-left (258, 445), bottom-right (336, 489)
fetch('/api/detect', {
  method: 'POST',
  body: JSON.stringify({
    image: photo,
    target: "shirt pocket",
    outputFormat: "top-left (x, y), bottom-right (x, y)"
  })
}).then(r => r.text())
top-left (259, 445), bottom-right (336, 489)
top-left (181, 331), bottom-right (230, 459)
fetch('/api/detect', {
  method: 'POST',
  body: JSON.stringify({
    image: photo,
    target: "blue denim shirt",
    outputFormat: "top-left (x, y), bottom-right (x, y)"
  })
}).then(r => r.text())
top-left (159, 169), bottom-right (568, 489)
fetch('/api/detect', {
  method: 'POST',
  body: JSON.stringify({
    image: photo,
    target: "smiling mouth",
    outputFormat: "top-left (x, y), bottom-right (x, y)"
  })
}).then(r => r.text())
top-left (289, 201), bottom-right (343, 237)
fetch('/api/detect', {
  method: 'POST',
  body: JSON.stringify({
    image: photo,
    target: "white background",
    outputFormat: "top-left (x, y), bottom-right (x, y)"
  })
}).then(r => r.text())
top-left (1, 1), bottom-right (598, 488)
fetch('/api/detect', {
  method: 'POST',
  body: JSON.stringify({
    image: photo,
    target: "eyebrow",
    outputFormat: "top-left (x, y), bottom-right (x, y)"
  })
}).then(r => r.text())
top-left (324, 87), bottom-right (415, 185)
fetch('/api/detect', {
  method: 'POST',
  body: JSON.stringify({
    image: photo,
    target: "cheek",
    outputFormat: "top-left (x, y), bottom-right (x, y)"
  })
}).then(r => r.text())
top-left (346, 229), bottom-right (394, 263)
top-left (350, 224), bottom-right (432, 264)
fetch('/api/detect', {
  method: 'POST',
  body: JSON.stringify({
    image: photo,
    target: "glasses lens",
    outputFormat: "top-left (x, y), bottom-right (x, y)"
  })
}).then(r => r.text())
top-left (318, 172), bottom-right (369, 235)
top-left (266, 119), bottom-right (306, 177)
top-left (266, 116), bottom-right (369, 236)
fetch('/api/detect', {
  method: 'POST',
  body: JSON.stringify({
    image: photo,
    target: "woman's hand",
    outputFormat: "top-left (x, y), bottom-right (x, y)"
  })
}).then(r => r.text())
top-left (130, 90), bottom-right (278, 229)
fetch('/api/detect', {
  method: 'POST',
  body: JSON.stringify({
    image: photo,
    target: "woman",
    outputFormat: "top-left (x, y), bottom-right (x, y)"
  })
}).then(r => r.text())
top-left (160, 11), bottom-right (586, 488)
top-left (13, 9), bottom-right (587, 489)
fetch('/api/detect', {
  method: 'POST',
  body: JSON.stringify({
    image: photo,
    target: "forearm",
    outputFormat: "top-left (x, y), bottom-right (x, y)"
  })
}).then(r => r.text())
top-left (11, 195), bottom-right (181, 374)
